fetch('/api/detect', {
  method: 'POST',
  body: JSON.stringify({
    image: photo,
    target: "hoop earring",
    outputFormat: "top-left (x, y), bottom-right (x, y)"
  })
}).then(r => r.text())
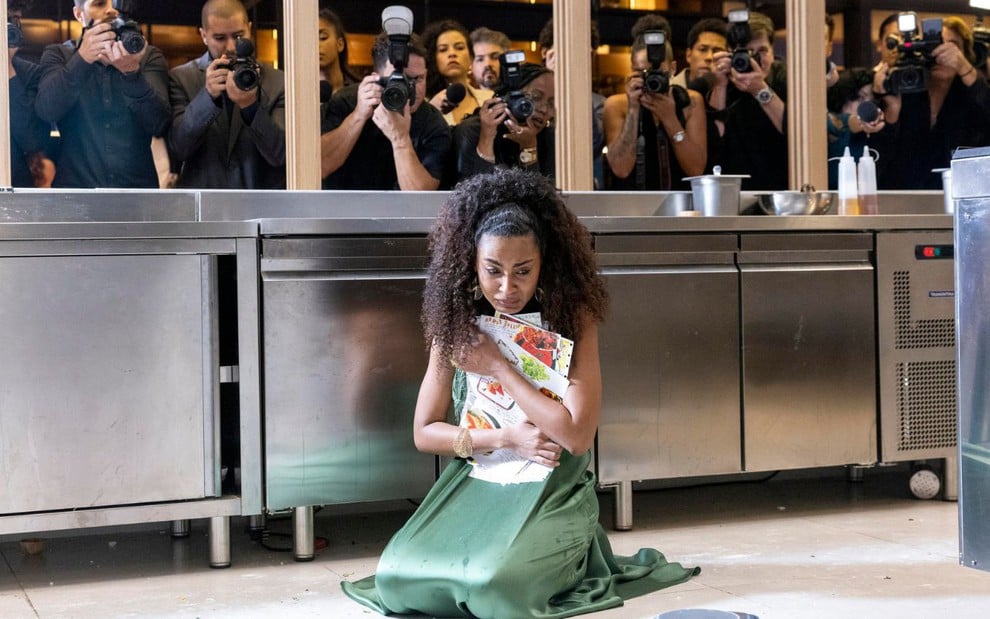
top-left (535, 287), bottom-right (545, 303)
top-left (471, 283), bottom-right (483, 300)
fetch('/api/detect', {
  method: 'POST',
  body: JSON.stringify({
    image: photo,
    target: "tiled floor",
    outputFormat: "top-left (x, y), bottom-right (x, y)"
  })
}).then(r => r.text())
top-left (1, 465), bottom-right (988, 619)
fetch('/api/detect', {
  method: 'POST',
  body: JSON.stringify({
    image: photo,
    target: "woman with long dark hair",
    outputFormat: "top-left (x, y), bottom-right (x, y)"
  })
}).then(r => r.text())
top-left (341, 168), bottom-right (699, 618)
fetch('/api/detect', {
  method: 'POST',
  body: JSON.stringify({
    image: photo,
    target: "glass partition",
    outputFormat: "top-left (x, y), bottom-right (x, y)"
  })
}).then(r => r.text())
top-left (5, 1), bottom-right (990, 192)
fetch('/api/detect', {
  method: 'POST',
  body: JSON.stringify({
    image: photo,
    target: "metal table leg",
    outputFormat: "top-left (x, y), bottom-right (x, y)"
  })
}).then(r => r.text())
top-left (293, 506), bottom-right (315, 562)
top-left (209, 516), bottom-right (231, 568)
top-left (614, 481), bottom-right (633, 531)
top-left (170, 519), bottom-right (190, 538)
top-left (943, 456), bottom-right (959, 501)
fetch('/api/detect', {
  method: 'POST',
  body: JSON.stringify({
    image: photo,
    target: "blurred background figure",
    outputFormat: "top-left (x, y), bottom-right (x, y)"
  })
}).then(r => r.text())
top-left (7, 0), bottom-right (55, 187)
top-left (826, 67), bottom-right (884, 189)
top-left (671, 17), bottom-right (726, 90)
top-left (319, 8), bottom-right (358, 97)
top-left (422, 19), bottom-right (484, 125)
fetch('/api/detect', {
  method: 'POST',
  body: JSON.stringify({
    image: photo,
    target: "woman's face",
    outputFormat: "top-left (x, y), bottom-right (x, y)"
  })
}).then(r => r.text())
top-left (436, 30), bottom-right (471, 81)
top-left (522, 73), bottom-right (556, 130)
top-left (318, 18), bottom-right (343, 71)
top-left (475, 232), bottom-right (542, 315)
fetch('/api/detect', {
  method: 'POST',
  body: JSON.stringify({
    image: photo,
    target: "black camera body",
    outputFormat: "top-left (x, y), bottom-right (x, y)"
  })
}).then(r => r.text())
top-left (108, 17), bottom-right (145, 54)
top-left (8, 20), bottom-right (24, 48)
top-left (218, 37), bottom-right (261, 91)
top-left (883, 14), bottom-right (942, 95)
top-left (727, 9), bottom-right (757, 73)
top-left (377, 6), bottom-right (416, 112)
top-left (640, 30), bottom-right (671, 94)
top-left (497, 50), bottom-right (535, 122)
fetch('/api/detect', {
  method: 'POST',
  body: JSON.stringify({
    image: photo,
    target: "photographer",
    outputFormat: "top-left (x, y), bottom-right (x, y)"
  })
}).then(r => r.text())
top-left (872, 16), bottom-right (990, 189)
top-left (451, 59), bottom-right (555, 182)
top-left (604, 27), bottom-right (707, 190)
top-left (35, 0), bottom-right (169, 188)
top-left (8, 0), bottom-right (55, 187)
top-left (320, 27), bottom-right (450, 191)
top-left (167, 0), bottom-right (285, 189)
top-left (709, 10), bottom-right (787, 190)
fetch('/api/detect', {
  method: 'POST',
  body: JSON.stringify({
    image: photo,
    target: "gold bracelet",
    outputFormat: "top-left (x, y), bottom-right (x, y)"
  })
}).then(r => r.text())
top-left (453, 428), bottom-right (474, 459)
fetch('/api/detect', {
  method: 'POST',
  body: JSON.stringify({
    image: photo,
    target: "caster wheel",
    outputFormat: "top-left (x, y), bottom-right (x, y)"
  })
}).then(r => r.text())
top-left (909, 466), bottom-right (941, 500)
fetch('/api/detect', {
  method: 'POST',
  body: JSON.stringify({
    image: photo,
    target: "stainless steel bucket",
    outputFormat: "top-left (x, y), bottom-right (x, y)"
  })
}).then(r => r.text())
top-left (684, 167), bottom-right (750, 216)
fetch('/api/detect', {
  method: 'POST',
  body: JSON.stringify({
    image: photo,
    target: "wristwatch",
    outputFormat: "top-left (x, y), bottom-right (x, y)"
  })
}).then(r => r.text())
top-left (671, 130), bottom-right (686, 144)
top-left (519, 147), bottom-right (538, 165)
top-left (756, 87), bottom-right (774, 105)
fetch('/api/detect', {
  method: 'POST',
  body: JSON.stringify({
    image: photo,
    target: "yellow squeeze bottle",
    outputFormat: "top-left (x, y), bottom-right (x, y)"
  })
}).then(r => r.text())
top-left (838, 146), bottom-right (860, 215)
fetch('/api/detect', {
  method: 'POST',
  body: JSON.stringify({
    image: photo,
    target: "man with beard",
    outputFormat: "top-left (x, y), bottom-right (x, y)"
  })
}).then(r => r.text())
top-left (469, 27), bottom-right (509, 92)
top-left (320, 31), bottom-right (450, 190)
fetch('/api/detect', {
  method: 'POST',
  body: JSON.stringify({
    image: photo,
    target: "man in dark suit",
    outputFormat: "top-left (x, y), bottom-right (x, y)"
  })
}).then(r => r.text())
top-left (167, 0), bottom-right (285, 189)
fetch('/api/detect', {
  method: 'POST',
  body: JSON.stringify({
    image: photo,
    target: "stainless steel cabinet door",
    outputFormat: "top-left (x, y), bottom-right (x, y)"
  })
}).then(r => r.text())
top-left (741, 264), bottom-right (877, 471)
top-left (0, 255), bottom-right (215, 514)
top-left (598, 267), bottom-right (742, 482)
top-left (262, 274), bottom-right (435, 510)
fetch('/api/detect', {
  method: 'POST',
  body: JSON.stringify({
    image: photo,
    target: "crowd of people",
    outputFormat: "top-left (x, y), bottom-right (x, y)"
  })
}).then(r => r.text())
top-left (8, 1), bottom-right (990, 192)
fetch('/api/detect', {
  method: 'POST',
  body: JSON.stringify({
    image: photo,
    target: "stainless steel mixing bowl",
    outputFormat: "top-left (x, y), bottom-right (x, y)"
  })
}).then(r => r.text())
top-left (758, 191), bottom-right (834, 215)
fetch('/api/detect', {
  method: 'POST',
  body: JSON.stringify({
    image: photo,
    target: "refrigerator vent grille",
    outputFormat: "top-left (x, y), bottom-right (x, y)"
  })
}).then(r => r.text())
top-left (896, 360), bottom-right (957, 451)
top-left (893, 271), bottom-right (955, 349)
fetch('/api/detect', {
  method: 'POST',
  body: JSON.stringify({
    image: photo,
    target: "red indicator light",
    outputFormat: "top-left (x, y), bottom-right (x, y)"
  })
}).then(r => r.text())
top-left (923, 247), bottom-right (936, 258)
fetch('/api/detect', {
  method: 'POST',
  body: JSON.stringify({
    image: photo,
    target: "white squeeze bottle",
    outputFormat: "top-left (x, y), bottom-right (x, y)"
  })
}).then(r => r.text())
top-left (857, 146), bottom-right (878, 215)
top-left (837, 146), bottom-right (860, 215)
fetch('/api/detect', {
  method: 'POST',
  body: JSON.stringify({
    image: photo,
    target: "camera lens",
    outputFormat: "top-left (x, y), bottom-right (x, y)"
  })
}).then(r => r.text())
top-left (509, 95), bottom-right (534, 122)
top-left (111, 19), bottom-right (146, 54)
top-left (381, 79), bottom-right (410, 112)
top-left (731, 50), bottom-right (753, 73)
top-left (233, 65), bottom-right (260, 90)
top-left (643, 70), bottom-right (669, 94)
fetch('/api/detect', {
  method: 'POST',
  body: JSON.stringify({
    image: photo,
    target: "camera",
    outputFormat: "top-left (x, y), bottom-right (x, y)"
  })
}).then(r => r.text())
top-left (883, 13), bottom-right (942, 95)
top-left (109, 17), bottom-right (144, 54)
top-left (377, 6), bottom-right (416, 112)
top-left (218, 37), bottom-right (261, 91)
top-left (8, 20), bottom-right (23, 48)
top-left (84, 15), bottom-right (145, 54)
top-left (727, 8), bottom-right (757, 73)
top-left (640, 30), bottom-right (671, 94)
top-left (497, 50), bottom-right (535, 122)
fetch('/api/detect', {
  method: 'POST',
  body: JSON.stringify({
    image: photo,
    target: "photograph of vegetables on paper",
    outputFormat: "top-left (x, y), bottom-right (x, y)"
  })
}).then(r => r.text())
top-left (458, 314), bottom-right (572, 484)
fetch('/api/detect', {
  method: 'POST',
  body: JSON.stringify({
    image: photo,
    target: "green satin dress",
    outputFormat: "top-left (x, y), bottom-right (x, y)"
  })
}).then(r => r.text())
top-left (341, 371), bottom-right (699, 618)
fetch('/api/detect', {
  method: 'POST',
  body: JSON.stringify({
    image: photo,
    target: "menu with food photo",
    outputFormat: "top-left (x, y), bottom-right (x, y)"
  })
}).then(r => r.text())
top-left (458, 314), bottom-right (571, 484)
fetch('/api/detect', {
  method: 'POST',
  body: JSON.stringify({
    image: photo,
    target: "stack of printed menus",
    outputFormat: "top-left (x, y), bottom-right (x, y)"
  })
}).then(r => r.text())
top-left (458, 312), bottom-right (573, 484)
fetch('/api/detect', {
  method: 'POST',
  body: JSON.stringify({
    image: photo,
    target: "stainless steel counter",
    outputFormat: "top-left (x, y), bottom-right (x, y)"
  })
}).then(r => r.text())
top-left (0, 215), bottom-right (260, 568)
top-left (0, 188), bottom-right (956, 559)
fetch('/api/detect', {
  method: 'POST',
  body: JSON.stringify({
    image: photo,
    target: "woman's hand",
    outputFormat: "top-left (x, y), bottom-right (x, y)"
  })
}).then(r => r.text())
top-left (640, 90), bottom-right (678, 127)
top-left (503, 116), bottom-right (540, 149)
top-left (452, 331), bottom-right (508, 377)
top-left (503, 421), bottom-right (562, 467)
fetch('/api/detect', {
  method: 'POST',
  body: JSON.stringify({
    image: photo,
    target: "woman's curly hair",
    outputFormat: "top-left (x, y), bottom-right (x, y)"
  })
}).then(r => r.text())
top-left (422, 168), bottom-right (609, 364)
top-left (421, 19), bottom-right (472, 99)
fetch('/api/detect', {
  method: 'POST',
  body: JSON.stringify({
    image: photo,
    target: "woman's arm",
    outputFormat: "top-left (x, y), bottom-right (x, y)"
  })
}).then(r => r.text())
top-left (412, 345), bottom-right (562, 467)
top-left (671, 89), bottom-right (707, 176)
top-left (456, 318), bottom-right (602, 456)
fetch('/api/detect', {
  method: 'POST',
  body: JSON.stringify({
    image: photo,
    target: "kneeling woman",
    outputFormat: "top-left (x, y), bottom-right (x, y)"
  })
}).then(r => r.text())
top-left (342, 168), bottom-right (699, 618)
